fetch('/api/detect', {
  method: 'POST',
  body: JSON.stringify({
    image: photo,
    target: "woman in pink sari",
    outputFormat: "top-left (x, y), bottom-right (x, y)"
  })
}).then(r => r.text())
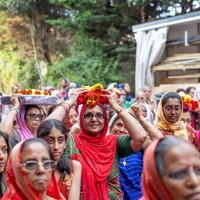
top-left (0, 94), bottom-right (44, 143)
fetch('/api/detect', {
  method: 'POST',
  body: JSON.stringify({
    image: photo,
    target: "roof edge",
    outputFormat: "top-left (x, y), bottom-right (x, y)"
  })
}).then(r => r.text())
top-left (132, 11), bottom-right (200, 33)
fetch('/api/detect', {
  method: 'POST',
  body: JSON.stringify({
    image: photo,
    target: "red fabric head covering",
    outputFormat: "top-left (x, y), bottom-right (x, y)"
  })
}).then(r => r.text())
top-left (72, 94), bottom-right (118, 199)
top-left (77, 88), bottom-right (109, 107)
top-left (142, 138), bottom-right (173, 200)
top-left (2, 141), bottom-right (63, 200)
top-left (77, 83), bottom-right (120, 108)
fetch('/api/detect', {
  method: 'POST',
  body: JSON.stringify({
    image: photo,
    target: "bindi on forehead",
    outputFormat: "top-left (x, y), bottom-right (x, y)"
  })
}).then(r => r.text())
top-left (184, 160), bottom-right (193, 168)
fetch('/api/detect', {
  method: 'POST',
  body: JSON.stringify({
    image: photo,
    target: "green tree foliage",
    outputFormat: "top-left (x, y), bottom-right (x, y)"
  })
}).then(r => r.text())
top-left (0, 0), bottom-right (199, 93)
top-left (45, 0), bottom-right (139, 87)
top-left (45, 46), bottom-right (122, 87)
top-left (18, 60), bottom-right (40, 88)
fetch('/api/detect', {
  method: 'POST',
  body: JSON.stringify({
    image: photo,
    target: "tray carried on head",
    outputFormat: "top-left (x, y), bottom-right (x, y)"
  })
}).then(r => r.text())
top-left (1, 95), bottom-right (61, 105)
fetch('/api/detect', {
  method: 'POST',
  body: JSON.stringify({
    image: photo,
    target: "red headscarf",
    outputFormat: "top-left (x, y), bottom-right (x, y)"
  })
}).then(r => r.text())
top-left (142, 138), bottom-right (173, 200)
top-left (72, 103), bottom-right (118, 200)
top-left (2, 141), bottom-right (64, 200)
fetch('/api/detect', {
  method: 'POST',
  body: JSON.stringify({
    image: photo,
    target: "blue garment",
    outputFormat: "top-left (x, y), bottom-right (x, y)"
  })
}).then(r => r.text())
top-left (126, 93), bottom-right (132, 102)
top-left (119, 150), bottom-right (143, 200)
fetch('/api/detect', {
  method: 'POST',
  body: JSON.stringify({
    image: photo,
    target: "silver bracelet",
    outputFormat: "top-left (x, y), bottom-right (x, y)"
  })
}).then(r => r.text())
top-left (9, 107), bottom-right (19, 114)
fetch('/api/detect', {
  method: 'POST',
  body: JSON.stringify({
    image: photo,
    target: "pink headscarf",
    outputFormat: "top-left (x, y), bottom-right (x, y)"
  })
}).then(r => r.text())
top-left (16, 105), bottom-right (34, 141)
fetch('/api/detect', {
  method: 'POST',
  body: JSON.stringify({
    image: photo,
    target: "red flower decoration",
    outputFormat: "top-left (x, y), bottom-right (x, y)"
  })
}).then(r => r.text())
top-left (77, 84), bottom-right (110, 107)
top-left (191, 99), bottom-right (198, 110)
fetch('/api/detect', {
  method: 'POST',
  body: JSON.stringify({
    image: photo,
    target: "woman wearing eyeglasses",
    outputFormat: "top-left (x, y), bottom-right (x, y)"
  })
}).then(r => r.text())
top-left (46, 84), bottom-right (147, 200)
top-left (142, 136), bottom-right (200, 200)
top-left (37, 119), bottom-right (81, 200)
top-left (154, 92), bottom-right (198, 147)
top-left (0, 95), bottom-right (44, 144)
top-left (1, 138), bottom-right (64, 200)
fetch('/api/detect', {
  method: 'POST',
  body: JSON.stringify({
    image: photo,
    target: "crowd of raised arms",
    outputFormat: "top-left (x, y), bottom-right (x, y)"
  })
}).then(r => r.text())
top-left (0, 79), bottom-right (199, 200)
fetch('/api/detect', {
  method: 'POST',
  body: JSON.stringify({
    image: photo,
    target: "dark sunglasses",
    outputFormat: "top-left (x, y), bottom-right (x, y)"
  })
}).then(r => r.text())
top-left (26, 113), bottom-right (44, 121)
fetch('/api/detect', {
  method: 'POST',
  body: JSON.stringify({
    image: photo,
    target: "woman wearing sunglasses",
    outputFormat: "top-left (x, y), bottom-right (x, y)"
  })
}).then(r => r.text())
top-left (142, 136), bottom-right (200, 200)
top-left (0, 95), bottom-right (44, 143)
top-left (1, 138), bottom-right (64, 200)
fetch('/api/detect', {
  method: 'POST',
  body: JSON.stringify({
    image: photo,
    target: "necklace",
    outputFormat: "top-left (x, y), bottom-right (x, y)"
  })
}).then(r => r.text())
top-left (123, 157), bottom-right (126, 166)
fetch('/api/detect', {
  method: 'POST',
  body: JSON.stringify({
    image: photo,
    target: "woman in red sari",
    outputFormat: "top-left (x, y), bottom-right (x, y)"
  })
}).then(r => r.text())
top-left (46, 84), bottom-right (147, 200)
top-left (2, 138), bottom-right (64, 200)
top-left (142, 136), bottom-right (200, 200)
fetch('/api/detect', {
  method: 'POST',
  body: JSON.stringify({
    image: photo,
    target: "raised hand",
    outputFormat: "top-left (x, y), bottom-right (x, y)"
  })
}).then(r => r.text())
top-left (67, 88), bottom-right (87, 106)
top-left (10, 94), bottom-right (20, 109)
top-left (102, 88), bottom-right (119, 110)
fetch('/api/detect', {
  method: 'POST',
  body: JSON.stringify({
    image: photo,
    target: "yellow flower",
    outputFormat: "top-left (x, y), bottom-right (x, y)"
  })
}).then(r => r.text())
top-left (179, 92), bottom-right (185, 97)
top-left (91, 83), bottom-right (104, 91)
top-left (82, 85), bottom-right (92, 91)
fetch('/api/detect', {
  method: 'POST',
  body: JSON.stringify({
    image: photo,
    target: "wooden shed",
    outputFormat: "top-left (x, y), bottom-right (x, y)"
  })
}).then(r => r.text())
top-left (132, 11), bottom-right (200, 94)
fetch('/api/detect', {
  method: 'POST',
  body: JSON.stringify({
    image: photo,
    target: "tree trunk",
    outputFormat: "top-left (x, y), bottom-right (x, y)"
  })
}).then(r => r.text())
top-left (141, 6), bottom-right (145, 23)
top-left (41, 21), bottom-right (51, 63)
top-left (29, 18), bottom-right (43, 86)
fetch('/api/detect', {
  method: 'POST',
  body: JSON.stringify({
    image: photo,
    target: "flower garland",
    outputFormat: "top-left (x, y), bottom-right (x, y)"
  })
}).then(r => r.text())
top-left (179, 92), bottom-right (198, 110)
top-left (16, 89), bottom-right (49, 96)
top-left (82, 84), bottom-right (103, 107)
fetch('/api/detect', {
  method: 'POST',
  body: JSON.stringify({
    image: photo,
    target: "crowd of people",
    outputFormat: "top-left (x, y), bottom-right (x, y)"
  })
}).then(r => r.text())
top-left (0, 79), bottom-right (199, 200)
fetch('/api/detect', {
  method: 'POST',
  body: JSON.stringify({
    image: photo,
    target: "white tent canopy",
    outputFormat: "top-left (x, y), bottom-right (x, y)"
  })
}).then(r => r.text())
top-left (134, 27), bottom-right (168, 92)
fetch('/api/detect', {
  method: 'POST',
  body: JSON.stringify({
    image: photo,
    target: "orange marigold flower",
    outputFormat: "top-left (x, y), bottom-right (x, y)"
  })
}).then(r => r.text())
top-left (35, 91), bottom-right (41, 95)
top-left (27, 89), bottom-right (32, 95)
top-left (44, 91), bottom-right (49, 95)
top-left (21, 90), bottom-right (27, 95)
top-left (82, 83), bottom-right (105, 107)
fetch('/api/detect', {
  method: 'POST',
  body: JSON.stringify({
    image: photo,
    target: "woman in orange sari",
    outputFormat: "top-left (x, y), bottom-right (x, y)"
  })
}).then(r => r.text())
top-left (155, 92), bottom-right (198, 148)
